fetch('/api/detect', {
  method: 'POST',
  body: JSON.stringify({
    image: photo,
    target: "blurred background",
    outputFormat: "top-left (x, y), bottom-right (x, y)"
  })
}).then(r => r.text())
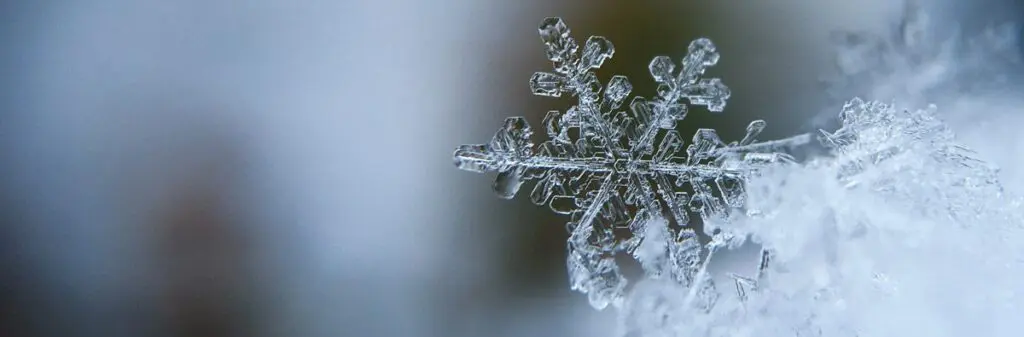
top-left (0, 1), bottom-right (1021, 336)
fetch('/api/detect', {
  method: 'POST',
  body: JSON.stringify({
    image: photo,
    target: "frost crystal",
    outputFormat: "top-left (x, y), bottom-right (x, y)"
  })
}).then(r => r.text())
top-left (817, 98), bottom-right (1005, 222)
top-left (453, 17), bottom-right (809, 310)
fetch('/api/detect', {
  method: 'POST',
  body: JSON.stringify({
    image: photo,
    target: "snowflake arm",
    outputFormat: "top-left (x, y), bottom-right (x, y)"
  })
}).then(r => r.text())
top-left (530, 17), bottom-right (626, 152)
top-left (632, 39), bottom-right (730, 157)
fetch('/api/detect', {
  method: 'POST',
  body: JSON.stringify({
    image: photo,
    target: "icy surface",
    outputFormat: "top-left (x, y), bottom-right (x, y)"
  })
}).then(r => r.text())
top-left (453, 14), bottom-right (1024, 337)
top-left (453, 17), bottom-right (808, 310)
top-left (685, 99), bottom-right (1024, 337)
top-left (612, 98), bottom-right (1024, 337)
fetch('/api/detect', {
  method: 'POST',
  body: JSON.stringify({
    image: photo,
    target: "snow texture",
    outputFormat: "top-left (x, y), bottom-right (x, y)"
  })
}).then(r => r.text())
top-left (671, 99), bottom-right (1024, 337)
top-left (454, 11), bottom-right (1024, 337)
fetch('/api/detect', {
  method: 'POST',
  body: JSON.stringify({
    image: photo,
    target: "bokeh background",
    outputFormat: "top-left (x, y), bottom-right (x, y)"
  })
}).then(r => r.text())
top-left (1, 1), bottom-right (1021, 336)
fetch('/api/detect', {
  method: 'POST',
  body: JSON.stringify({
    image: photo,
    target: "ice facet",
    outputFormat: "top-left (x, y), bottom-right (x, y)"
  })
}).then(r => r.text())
top-left (715, 175), bottom-right (746, 207)
top-left (688, 129), bottom-right (723, 159)
top-left (649, 56), bottom-right (675, 83)
top-left (681, 78), bottom-right (730, 112)
top-left (582, 36), bottom-right (615, 69)
top-left (604, 75), bottom-right (632, 106)
top-left (530, 72), bottom-right (566, 97)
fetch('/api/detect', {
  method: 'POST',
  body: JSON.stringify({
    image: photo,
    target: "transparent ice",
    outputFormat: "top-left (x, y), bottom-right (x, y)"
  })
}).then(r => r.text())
top-left (453, 17), bottom-right (809, 310)
top-left (453, 14), bottom-right (1024, 337)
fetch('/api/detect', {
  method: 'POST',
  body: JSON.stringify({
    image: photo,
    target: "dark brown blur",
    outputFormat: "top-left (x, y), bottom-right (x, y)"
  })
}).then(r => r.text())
top-left (153, 155), bottom-right (256, 337)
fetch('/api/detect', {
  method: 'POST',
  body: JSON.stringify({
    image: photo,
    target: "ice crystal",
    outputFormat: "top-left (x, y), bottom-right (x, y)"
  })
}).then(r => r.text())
top-left (819, 98), bottom-right (1003, 205)
top-left (453, 17), bottom-right (809, 310)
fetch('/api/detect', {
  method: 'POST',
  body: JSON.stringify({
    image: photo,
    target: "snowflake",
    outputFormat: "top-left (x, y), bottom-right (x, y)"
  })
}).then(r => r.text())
top-left (453, 17), bottom-right (809, 310)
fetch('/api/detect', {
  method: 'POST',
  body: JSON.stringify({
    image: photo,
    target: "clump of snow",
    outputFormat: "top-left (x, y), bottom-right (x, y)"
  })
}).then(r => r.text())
top-left (621, 99), bottom-right (1024, 336)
